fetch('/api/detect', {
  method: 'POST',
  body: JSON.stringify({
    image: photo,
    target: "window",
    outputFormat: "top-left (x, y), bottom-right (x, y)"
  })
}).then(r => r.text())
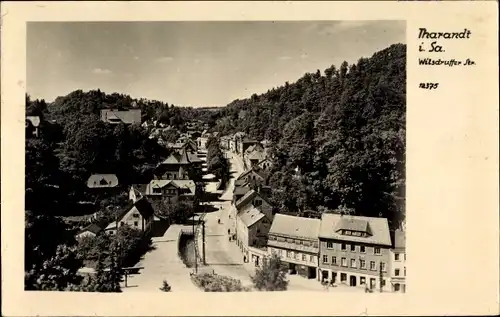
top-left (295, 253), bottom-right (299, 260)
top-left (345, 230), bottom-right (351, 235)
top-left (313, 242), bottom-right (319, 248)
top-left (340, 273), bottom-right (347, 282)
top-left (404, 267), bottom-right (406, 276)
top-left (395, 269), bottom-right (400, 276)
top-left (341, 257), bottom-right (347, 267)
top-left (360, 277), bottom-right (366, 285)
top-left (254, 199), bottom-right (262, 207)
top-left (341, 243), bottom-right (347, 251)
top-left (394, 283), bottom-right (400, 291)
top-left (360, 259), bottom-right (366, 269)
top-left (153, 187), bottom-right (162, 194)
top-left (323, 255), bottom-right (328, 263)
top-left (380, 262), bottom-right (386, 272)
top-left (310, 255), bottom-right (314, 262)
top-left (381, 279), bottom-right (386, 287)
top-left (287, 251), bottom-right (292, 258)
top-left (327, 241), bottom-right (333, 249)
top-left (374, 247), bottom-right (381, 255)
top-left (299, 240), bottom-right (303, 245)
top-left (395, 253), bottom-right (400, 261)
top-left (133, 213), bottom-right (140, 218)
top-left (257, 229), bottom-right (261, 234)
top-left (302, 254), bottom-right (306, 261)
top-left (370, 261), bottom-right (376, 270)
top-left (120, 221), bottom-right (125, 227)
top-left (332, 256), bottom-right (337, 265)
top-left (360, 245), bottom-right (366, 253)
top-left (350, 244), bottom-right (356, 252)
top-left (350, 259), bottom-right (356, 268)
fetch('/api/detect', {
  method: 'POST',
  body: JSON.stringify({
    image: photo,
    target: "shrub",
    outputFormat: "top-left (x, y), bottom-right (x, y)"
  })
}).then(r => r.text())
top-left (191, 272), bottom-right (250, 292)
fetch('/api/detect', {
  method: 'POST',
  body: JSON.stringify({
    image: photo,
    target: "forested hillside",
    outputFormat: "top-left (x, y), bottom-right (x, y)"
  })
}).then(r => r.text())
top-left (215, 43), bottom-right (406, 230)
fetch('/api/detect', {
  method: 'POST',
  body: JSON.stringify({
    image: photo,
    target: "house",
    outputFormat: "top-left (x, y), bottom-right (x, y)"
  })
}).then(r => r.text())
top-left (318, 214), bottom-right (392, 290)
top-left (26, 116), bottom-right (41, 138)
top-left (155, 148), bottom-right (197, 180)
top-left (232, 185), bottom-right (251, 204)
top-left (129, 184), bottom-right (148, 202)
top-left (100, 109), bottom-right (142, 125)
top-left (144, 179), bottom-right (196, 201)
top-left (76, 223), bottom-right (102, 239)
top-left (238, 139), bottom-right (260, 156)
top-left (234, 189), bottom-right (273, 265)
top-left (390, 229), bottom-right (406, 293)
top-left (86, 174), bottom-right (119, 189)
top-left (256, 157), bottom-right (273, 172)
top-left (244, 144), bottom-right (267, 168)
top-left (267, 214), bottom-right (321, 279)
top-left (104, 197), bottom-right (155, 235)
top-left (236, 168), bottom-right (268, 188)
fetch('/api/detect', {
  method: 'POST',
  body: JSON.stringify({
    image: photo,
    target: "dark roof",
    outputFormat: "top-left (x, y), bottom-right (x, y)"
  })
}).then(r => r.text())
top-left (234, 179), bottom-right (249, 187)
top-left (233, 186), bottom-right (251, 196)
top-left (100, 109), bottom-right (141, 124)
top-left (235, 190), bottom-right (258, 210)
top-left (78, 223), bottom-right (102, 235)
top-left (134, 197), bottom-right (155, 218)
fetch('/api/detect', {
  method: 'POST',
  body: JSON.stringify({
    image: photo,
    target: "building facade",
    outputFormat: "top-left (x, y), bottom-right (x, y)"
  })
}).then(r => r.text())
top-left (318, 214), bottom-right (392, 290)
top-left (267, 214), bottom-right (321, 279)
top-left (390, 229), bottom-right (406, 292)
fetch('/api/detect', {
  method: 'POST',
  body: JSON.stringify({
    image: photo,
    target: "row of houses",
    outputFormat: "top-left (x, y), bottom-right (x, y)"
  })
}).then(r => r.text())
top-left (223, 134), bottom-right (406, 292)
top-left (267, 213), bottom-right (406, 292)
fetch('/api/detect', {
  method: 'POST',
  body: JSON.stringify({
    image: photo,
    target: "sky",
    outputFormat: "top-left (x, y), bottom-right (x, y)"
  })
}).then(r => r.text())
top-left (27, 21), bottom-right (405, 107)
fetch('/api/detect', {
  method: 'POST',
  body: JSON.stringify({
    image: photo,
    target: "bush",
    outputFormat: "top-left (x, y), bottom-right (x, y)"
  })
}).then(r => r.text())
top-left (191, 272), bottom-right (251, 292)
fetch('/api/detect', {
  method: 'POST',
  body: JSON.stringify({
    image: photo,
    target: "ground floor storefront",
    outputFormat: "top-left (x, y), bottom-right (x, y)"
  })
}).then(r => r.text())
top-left (390, 278), bottom-right (406, 292)
top-left (286, 262), bottom-right (317, 279)
top-left (319, 268), bottom-right (390, 291)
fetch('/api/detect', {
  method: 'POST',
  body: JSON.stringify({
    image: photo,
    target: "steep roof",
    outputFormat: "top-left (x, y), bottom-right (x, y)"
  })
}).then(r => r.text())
top-left (86, 174), bottom-right (119, 188)
top-left (26, 116), bottom-right (41, 127)
top-left (269, 214), bottom-right (321, 240)
top-left (319, 214), bottom-right (392, 246)
top-left (233, 186), bottom-right (251, 196)
top-left (77, 223), bottom-right (102, 235)
top-left (234, 179), bottom-right (249, 187)
top-left (237, 168), bottom-right (266, 182)
top-left (101, 109), bottom-right (141, 124)
top-left (235, 189), bottom-right (258, 210)
top-left (394, 229), bottom-right (406, 249)
top-left (146, 179), bottom-right (179, 195)
top-left (105, 197), bottom-right (154, 230)
top-left (171, 179), bottom-right (196, 195)
top-left (238, 204), bottom-right (266, 228)
top-left (246, 149), bottom-right (267, 161)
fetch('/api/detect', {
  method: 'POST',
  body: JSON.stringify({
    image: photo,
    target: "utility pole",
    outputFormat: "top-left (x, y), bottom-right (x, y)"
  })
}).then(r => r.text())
top-left (193, 216), bottom-right (198, 274)
top-left (202, 220), bottom-right (206, 265)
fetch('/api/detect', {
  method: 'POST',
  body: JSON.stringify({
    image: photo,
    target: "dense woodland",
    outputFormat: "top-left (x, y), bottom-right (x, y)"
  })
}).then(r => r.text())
top-left (214, 44), bottom-right (406, 230)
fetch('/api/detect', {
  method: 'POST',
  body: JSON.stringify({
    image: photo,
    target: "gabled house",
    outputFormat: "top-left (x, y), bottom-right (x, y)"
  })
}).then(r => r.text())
top-left (234, 189), bottom-right (274, 263)
top-left (236, 168), bottom-right (268, 188)
top-left (318, 214), bottom-right (392, 290)
top-left (86, 174), bottom-right (119, 189)
top-left (100, 109), bottom-right (142, 125)
top-left (155, 148), bottom-right (194, 180)
top-left (244, 145), bottom-right (267, 168)
top-left (239, 139), bottom-right (260, 156)
top-left (26, 116), bottom-right (41, 138)
top-left (256, 157), bottom-right (273, 172)
top-left (104, 197), bottom-right (155, 235)
top-left (267, 214), bottom-right (321, 279)
top-left (232, 182), bottom-right (251, 204)
top-left (146, 179), bottom-right (196, 201)
top-left (76, 223), bottom-right (102, 239)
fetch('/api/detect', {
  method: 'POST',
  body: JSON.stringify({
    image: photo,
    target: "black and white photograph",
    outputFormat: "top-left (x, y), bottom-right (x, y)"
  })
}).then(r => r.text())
top-left (25, 20), bottom-right (406, 293)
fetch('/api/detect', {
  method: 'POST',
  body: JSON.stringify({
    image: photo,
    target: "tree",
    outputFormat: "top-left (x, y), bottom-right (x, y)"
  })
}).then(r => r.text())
top-left (251, 253), bottom-right (288, 291)
top-left (25, 244), bottom-right (83, 291)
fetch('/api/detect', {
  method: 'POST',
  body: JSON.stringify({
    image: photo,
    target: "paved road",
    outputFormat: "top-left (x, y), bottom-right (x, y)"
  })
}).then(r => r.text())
top-left (200, 152), bottom-right (255, 286)
top-left (122, 225), bottom-right (201, 292)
